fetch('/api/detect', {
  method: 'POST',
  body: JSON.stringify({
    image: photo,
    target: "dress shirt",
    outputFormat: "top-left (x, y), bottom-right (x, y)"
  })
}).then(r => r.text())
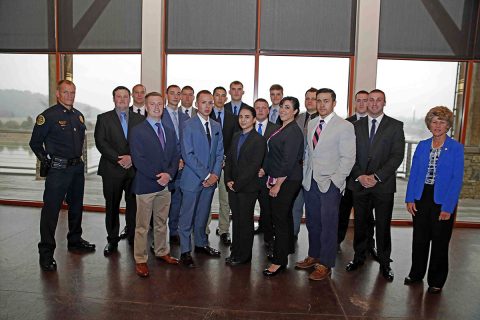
top-left (230, 101), bottom-right (242, 115)
top-left (214, 107), bottom-right (225, 127)
top-left (318, 112), bottom-right (335, 128)
top-left (367, 113), bottom-right (384, 135)
top-left (255, 119), bottom-right (268, 136)
top-left (180, 106), bottom-right (194, 116)
top-left (146, 117), bottom-right (166, 143)
top-left (355, 113), bottom-right (367, 121)
top-left (132, 105), bottom-right (146, 116)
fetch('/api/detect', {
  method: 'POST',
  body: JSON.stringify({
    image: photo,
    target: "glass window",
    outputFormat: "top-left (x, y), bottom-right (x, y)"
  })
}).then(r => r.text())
top-left (167, 54), bottom-right (255, 105)
top-left (258, 56), bottom-right (350, 117)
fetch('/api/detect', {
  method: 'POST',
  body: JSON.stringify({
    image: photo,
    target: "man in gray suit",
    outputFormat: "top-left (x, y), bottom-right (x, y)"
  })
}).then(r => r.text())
top-left (296, 88), bottom-right (355, 281)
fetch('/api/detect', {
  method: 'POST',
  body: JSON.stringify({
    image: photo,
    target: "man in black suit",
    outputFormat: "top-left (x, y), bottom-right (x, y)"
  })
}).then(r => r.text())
top-left (208, 86), bottom-right (239, 245)
top-left (253, 98), bottom-right (280, 256)
top-left (225, 80), bottom-right (251, 116)
top-left (130, 84), bottom-right (147, 116)
top-left (338, 90), bottom-right (377, 260)
top-left (345, 89), bottom-right (405, 282)
top-left (94, 86), bottom-right (145, 255)
top-left (268, 84), bottom-right (283, 125)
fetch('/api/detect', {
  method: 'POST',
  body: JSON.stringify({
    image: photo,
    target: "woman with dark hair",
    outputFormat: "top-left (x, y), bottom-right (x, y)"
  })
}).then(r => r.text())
top-left (404, 106), bottom-right (464, 294)
top-left (224, 106), bottom-right (267, 266)
top-left (262, 96), bottom-right (304, 276)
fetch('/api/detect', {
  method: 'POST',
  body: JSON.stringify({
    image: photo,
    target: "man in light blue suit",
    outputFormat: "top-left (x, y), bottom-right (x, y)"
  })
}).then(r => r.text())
top-left (178, 90), bottom-right (224, 268)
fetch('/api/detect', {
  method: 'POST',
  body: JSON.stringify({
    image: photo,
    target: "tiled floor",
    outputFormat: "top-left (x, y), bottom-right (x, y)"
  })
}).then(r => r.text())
top-left (0, 205), bottom-right (479, 320)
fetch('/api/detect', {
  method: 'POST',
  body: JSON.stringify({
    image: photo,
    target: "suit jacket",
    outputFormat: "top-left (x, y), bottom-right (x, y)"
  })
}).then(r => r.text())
top-left (224, 131), bottom-right (266, 193)
top-left (405, 136), bottom-right (464, 214)
top-left (295, 112), bottom-right (319, 137)
top-left (180, 115), bottom-right (224, 192)
top-left (346, 114), bottom-right (357, 123)
top-left (264, 121), bottom-right (304, 181)
top-left (210, 108), bottom-right (239, 154)
top-left (129, 106), bottom-right (147, 117)
top-left (94, 109), bottom-right (144, 179)
top-left (225, 101), bottom-right (251, 115)
top-left (303, 114), bottom-right (356, 193)
top-left (347, 115), bottom-right (405, 194)
top-left (129, 120), bottom-right (180, 195)
top-left (262, 121), bottom-right (281, 140)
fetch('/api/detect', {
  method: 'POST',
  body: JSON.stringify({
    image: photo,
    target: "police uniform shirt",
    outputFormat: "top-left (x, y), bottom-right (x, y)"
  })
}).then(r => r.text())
top-left (30, 103), bottom-right (86, 161)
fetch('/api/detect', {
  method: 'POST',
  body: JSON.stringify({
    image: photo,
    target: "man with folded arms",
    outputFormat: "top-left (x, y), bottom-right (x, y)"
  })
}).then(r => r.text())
top-left (130, 92), bottom-right (181, 277)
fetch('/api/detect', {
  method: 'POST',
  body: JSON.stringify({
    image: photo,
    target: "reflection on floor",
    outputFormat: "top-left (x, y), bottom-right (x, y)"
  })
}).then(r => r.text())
top-left (1, 205), bottom-right (479, 319)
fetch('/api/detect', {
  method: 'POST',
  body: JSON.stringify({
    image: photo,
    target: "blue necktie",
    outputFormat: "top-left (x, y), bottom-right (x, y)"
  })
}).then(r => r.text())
top-left (233, 105), bottom-right (238, 115)
top-left (369, 119), bottom-right (377, 145)
top-left (120, 112), bottom-right (128, 138)
top-left (257, 123), bottom-right (263, 135)
top-left (217, 111), bottom-right (223, 127)
top-left (172, 111), bottom-right (179, 139)
top-left (271, 109), bottom-right (277, 123)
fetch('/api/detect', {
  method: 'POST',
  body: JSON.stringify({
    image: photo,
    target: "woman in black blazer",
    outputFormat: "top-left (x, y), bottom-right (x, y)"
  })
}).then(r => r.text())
top-left (262, 96), bottom-right (304, 276)
top-left (224, 106), bottom-right (267, 266)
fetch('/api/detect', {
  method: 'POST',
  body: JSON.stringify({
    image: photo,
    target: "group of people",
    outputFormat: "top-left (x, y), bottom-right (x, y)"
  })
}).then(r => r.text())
top-left (30, 79), bottom-right (464, 294)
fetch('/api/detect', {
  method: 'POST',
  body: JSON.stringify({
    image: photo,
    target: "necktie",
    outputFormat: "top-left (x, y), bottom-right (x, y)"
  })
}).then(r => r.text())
top-left (172, 111), bottom-right (179, 138)
top-left (155, 123), bottom-right (165, 150)
top-left (185, 109), bottom-right (190, 117)
top-left (312, 120), bottom-right (324, 149)
top-left (233, 106), bottom-right (238, 116)
top-left (205, 122), bottom-right (211, 146)
top-left (369, 119), bottom-right (377, 145)
top-left (257, 123), bottom-right (263, 135)
top-left (271, 109), bottom-right (277, 123)
top-left (120, 112), bottom-right (128, 138)
top-left (217, 111), bottom-right (223, 127)
top-left (137, 108), bottom-right (141, 114)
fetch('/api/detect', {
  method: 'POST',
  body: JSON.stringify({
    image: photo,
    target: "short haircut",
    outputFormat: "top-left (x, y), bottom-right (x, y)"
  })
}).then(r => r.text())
top-left (57, 79), bottom-right (75, 90)
top-left (239, 105), bottom-right (256, 118)
top-left (230, 80), bottom-right (244, 88)
top-left (316, 88), bottom-right (336, 102)
top-left (369, 89), bottom-right (386, 101)
top-left (145, 91), bottom-right (163, 102)
top-left (280, 96), bottom-right (300, 116)
top-left (425, 106), bottom-right (454, 130)
top-left (112, 86), bottom-right (131, 97)
top-left (132, 84), bottom-right (146, 92)
top-left (213, 86), bottom-right (227, 95)
top-left (305, 87), bottom-right (317, 96)
top-left (166, 84), bottom-right (180, 92)
top-left (254, 98), bottom-right (269, 107)
top-left (182, 85), bottom-right (194, 93)
top-left (196, 90), bottom-right (212, 101)
top-left (355, 90), bottom-right (369, 99)
top-left (269, 84), bottom-right (283, 93)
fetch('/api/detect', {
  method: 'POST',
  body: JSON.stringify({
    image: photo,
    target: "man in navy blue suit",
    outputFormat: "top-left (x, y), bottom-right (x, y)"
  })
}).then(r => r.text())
top-left (178, 90), bottom-right (224, 268)
top-left (130, 92), bottom-right (181, 277)
top-left (163, 84), bottom-right (189, 244)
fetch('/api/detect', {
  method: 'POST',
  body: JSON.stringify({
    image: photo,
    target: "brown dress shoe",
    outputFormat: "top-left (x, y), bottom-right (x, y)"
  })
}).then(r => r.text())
top-left (157, 254), bottom-right (179, 265)
top-left (135, 263), bottom-right (149, 277)
top-left (308, 264), bottom-right (331, 281)
top-left (295, 256), bottom-right (320, 269)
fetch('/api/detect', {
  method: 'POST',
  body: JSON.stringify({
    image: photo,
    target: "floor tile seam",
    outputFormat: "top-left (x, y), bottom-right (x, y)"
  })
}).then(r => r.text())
top-left (328, 278), bottom-right (349, 320)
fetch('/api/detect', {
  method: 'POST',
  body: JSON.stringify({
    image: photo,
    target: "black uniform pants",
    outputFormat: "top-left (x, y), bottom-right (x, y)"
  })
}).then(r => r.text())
top-left (257, 180), bottom-right (274, 244)
top-left (39, 163), bottom-right (84, 260)
top-left (229, 191), bottom-right (257, 262)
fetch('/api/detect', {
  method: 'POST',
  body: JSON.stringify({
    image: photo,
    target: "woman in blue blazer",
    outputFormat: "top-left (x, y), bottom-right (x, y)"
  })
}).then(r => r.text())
top-left (404, 106), bottom-right (464, 294)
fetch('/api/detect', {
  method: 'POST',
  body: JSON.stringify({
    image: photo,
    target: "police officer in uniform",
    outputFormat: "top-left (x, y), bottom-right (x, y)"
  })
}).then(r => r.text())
top-left (30, 80), bottom-right (96, 272)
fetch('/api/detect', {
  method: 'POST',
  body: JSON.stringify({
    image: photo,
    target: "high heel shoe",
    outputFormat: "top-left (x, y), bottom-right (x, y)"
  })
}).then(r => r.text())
top-left (263, 264), bottom-right (286, 277)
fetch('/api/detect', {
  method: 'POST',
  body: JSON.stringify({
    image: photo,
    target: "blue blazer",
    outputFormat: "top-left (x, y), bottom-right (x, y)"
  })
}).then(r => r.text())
top-left (180, 115), bottom-right (224, 192)
top-left (405, 136), bottom-right (464, 214)
top-left (162, 108), bottom-right (189, 141)
top-left (129, 120), bottom-right (181, 195)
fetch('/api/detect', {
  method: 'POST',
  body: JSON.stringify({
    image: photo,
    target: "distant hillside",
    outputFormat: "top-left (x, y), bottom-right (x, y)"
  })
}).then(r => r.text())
top-left (0, 89), bottom-right (102, 120)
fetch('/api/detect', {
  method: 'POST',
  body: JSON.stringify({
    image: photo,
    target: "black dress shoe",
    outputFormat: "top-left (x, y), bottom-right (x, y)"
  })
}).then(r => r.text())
top-left (345, 260), bottom-right (364, 272)
top-left (220, 233), bottom-right (231, 245)
top-left (369, 247), bottom-right (380, 262)
top-left (427, 286), bottom-right (442, 294)
top-left (103, 242), bottom-right (118, 256)
top-left (253, 225), bottom-right (263, 235)
top-left (68, 238), bottom-right (96, 253)
top-left (194, 245), bottom-right (221, 257)
top-left (263, 264), bottom-right (286, 277)
top-left (215, 229), bottom-right (220, 236)
top-left (380, 265), bottom-right (394, 282)
top-left (119, 226), bottom-right (128, 240)
top-left (225, 256), bottom-right (249, 266)
top-left (404, 276), bottom-right (422, 285)
top-left (180, 252), bottom-right (196, 268)
top-left (170, 234), bottom-right (180, 244)
top-left (40, 258), bottom-right (57, 272)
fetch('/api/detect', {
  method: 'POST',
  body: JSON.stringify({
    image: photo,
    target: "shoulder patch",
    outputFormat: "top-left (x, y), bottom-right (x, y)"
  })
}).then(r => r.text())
top-left (36, 115), bottom-right (45, 125)
top-left (79, 115), bottom-right (84, 124)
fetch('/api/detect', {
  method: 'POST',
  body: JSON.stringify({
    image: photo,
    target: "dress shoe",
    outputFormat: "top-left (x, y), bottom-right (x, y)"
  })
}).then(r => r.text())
top-left (345, 260), bottom-right (364, 272)
top-left (427, 286), bottom-right (442, 294)
top-left (194, 245), bottom-right (221, 257)
top-left (103, 242), bottom-right (118, 256)
top-left (157, 254), bottom-right (179, 264)
top-left (216, 228), bottom-right (220, 236)
top-left (263, 264), bottom-right (286, 277)
top-left (380, 265), bottom-right (394, 282)
top-left (180, 252), bottom-right (196, 268)
top-left (119, 226), bottom-right (128, 240)
top-left (135, 263), bottom-right (149, 277)
top-left (295, 256), bottom-right (320, 269)
top-left (68, 238), bottom-right (96, 253)
top-left (225, 256), bottom-right (249, 266)
top-left (404, 276), bottom-right (422, 285)
top-left (308, 264), bottom-right (332, 281)
top-left (40, 258), bottom-right (57, 272)
top-left (170, 234), bottom-right (180, 245)
top-left (220, 233), bottom-right (231, 246)
top-left (369, 247), bottom-right (380, 262)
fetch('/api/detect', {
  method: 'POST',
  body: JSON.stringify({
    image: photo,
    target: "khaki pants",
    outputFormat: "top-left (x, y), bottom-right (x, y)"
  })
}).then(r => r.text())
top-left (134, 189), bottom-right (171, 263)
top-left (207, 170), bottom-right (230, 234)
